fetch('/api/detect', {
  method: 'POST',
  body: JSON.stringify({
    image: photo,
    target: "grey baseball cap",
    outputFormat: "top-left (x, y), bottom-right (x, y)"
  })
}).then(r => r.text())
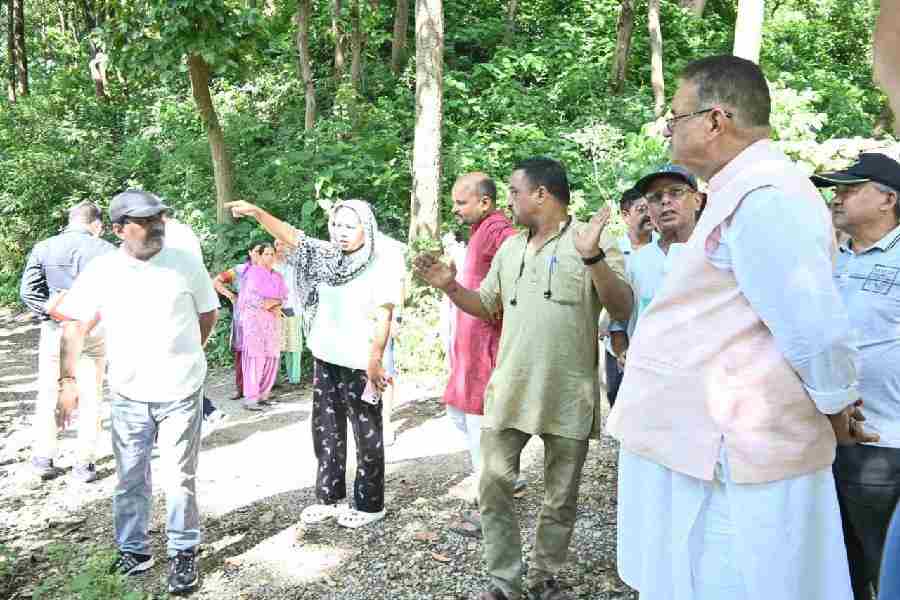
top-left (109, 189), bottom-right (169, 223)
top-left (632, 164), bottom-right (699, 195)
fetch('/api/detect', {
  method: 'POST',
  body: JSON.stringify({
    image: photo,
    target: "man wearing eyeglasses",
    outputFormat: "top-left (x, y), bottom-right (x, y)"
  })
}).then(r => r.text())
top-left (20, 201), bottom-right (114, 483)
top-left (602, 188), bottom-right (653, 408)
top-left (415, 157), bottom-right (632, 600)
top-left (608, 55), bottom-right (867, 600)
top-left (53, 190), bottom-right (219, 594)
top-left (812, 153), bottom-right (900, 600)
top-left (610, 164), bottom-right (701, 366)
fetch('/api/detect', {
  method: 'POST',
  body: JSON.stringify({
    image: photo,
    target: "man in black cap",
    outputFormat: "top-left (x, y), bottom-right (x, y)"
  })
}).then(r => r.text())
top-left (20, 201), bottom-right (114, 482)
top-left (609, 164), bottom-right (702, 365)
top-left (812, 153), bottom-right (900, 600)
top-left (55, 190), bottom-right (219, 595)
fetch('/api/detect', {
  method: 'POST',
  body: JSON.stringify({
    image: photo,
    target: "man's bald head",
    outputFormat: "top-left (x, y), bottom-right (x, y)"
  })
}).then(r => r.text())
top-left (451, 172), bottom-right (498, 225)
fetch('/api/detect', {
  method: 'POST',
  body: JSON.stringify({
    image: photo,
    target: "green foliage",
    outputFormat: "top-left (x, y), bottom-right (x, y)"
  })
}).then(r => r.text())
top-left (31, 543), bottom-right (150, 600)
top-left (2, 0), bottom-right (892, 371)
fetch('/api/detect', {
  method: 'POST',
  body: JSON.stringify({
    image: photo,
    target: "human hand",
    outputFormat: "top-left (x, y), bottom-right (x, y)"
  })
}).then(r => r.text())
top-left (367, 358), bottom-right (389, 393)
top-left (224, 200), bottom-right (260, 220)
top-left (574, 205), bottom-right (612, 259)
top-left (413, 254), bottom-right (457, 291)
top-left (830, 399), bottom-right (880, 446)
top-left (616, 351), bottom-right (627, 371)
top-left (56, 379), bottom-right (79, 430)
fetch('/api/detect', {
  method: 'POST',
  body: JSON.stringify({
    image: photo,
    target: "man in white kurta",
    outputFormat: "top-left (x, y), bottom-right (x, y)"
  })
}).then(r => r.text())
top-left (608, 55), bottom-right (876, 600)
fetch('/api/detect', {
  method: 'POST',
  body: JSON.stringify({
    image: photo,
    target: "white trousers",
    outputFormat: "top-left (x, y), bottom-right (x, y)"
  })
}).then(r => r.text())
top-left (617, 447), bottom-right (853, 600)
top-left (32, 320), bottom-right (106, 464)
top-left (446, 404), bottom-right (483, 479)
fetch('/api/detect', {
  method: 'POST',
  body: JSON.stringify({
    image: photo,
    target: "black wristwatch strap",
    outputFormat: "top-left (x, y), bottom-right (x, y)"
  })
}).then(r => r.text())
top-left (582, 248), bottom-right (606, 266)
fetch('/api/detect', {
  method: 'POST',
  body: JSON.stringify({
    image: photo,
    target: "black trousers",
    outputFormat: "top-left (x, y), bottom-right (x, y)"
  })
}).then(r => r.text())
top-left (311, 358), bottom-right (385, 513)
top-left (604, 351), bottom-right (623, 408)
top-left (834, 444), bottom-right (900, 600)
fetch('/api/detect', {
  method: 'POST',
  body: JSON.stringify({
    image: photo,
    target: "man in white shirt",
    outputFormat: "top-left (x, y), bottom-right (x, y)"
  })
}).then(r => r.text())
top-left (813, 153), bottom-right (900, 600)
top-left (611, 164), bottom-right (701, 357)
top-left (603, 188), bottom-right (652, 406)
top-left (56, 190), bottom-right (219, 595)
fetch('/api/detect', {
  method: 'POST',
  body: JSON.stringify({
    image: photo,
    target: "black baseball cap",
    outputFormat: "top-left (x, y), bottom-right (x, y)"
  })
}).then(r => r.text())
top-left (109, 189), bottom-right (169, 223)
top-left (810, 153), bottom-right (900, 191)
top-left (633, 164), bottom-right (698, 195)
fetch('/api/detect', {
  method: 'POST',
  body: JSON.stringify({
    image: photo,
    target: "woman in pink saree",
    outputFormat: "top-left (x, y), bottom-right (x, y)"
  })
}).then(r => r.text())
top-left (237, 244), bottom-right (288, 410)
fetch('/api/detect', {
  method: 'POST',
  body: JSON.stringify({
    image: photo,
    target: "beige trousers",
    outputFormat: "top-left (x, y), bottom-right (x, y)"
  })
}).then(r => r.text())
top-left (479, 427), bottom-right (589, 599)
top-left (31, 320), bottom-right (106, 464)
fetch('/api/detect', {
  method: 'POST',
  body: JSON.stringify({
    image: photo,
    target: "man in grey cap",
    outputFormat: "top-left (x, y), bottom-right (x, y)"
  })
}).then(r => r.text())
top-left (812, 153), bottom-right (900, 600)
top-left (55, 189), bottom-right (219, 595)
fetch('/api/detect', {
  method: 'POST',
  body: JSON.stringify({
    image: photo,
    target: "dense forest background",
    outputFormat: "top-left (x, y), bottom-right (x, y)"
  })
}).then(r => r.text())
top-left (0, 0), bottom-right (893, 366)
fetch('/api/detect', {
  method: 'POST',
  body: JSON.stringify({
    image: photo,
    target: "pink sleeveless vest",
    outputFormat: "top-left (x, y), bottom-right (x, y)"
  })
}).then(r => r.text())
top-left (607, 140), bottom-right (837, 484)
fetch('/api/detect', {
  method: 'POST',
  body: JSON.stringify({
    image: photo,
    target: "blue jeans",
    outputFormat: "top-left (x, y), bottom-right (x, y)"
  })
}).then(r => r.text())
top-left (111, 389), bottom-right (203, 557)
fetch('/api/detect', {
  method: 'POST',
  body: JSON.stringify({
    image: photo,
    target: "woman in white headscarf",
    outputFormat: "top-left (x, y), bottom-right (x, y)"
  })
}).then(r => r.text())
top-left (226, 199), bottom-right (404, 529)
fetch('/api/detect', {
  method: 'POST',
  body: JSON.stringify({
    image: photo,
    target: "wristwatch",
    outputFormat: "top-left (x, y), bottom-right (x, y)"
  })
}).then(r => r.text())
top-left (582, 248), bottom-right (606, 265)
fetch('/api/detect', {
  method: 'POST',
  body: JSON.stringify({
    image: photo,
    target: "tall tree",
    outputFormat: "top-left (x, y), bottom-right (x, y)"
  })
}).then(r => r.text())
top-left (504, 0), bottom-right (517, 45)
top-left (648, 0), bottom-right (664, 117)
top-left (107, 0), bottom-right (260, 224)
top-left (610, 0), bottom-right (634, 94)
top-left (11, 0), bottom-right (27, 96)
top-left (187, 53), bottom-right (234, 224)
top-left (390, 0), bottom-right (408, 75)
top-left (350, 0), bottom-right (363, 91)
top-left (408, 0), bottom-right (443, 241)
top-left (733, 0), bottom-right (764, 63)
top-left (81, 0), bottom-right (108, 100)
top-left (332, 0), bottom-right (346, 77)
top-left (295, 0), bottom-right (315, 130)
top-left (6, 0), bottom-right (16, 102)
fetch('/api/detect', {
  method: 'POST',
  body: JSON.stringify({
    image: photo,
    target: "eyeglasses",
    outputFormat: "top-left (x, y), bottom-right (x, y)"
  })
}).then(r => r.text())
top-left (664, 107), bottom-right (733, 135)
top-left (123, 214), bottom-right (163, 227)
top-left (645, 185), bottom-right (692, 205)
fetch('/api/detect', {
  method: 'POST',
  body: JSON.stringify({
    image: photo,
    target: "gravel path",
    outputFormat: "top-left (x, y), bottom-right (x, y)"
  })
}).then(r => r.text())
top-left (0, 308), bottom-right (635, 599)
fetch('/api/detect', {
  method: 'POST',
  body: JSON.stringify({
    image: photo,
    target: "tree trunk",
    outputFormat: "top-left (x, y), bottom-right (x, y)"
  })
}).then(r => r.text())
top-left (89, 51), bottom-right (108, 101)
top-left (733, 0), bottom-right (765, 63)
top-left (187, 54), bottom-right (235, 225)
top-left (390, 0), bottom-right (408, 76)
top-left (295, 0), bottom-right (316, 130)
top-left (874, 100), bottom-right (895, 137)
top-left (350, 0), bottom-right (363, 91)
top-left (12, 0), bottom-right (27, 96)
top-left (648, 0), bottom-right (664, 117)
top-left (409, 0), bottom-right (443, 242)
top-left (679, 0), bottom-right (705, 16)
top-left (610, 0), bottom-right (634, 94)
top-left (7, 0), bottom-right (16, 102)
top-left (504, 0), bottom-right (517, 45)
top-left (332, 0), bottom-right (346, 78)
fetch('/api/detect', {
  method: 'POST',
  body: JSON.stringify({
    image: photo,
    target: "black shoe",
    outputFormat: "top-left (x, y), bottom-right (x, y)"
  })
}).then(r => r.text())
top-left (168, 549), bottom-right (199, 594)
top-left (527, 579), bottom-right (569, 600)
top-left (109, 551), bottom-right (154, 576)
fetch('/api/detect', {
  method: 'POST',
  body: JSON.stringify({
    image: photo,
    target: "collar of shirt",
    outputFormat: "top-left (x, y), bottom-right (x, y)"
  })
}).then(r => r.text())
top-left (471, 210), bottom-right (509, 235)
top-left (841, 223), bottom-right (900, 255)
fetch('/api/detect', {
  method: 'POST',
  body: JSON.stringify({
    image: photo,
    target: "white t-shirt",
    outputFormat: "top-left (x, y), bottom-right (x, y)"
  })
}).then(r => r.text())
top-left (307, 246), bottom-right (404, 371)
top-left (165, 220), bottom-right (204, 262)
top-left (59, 247), bottom-right (220, 402)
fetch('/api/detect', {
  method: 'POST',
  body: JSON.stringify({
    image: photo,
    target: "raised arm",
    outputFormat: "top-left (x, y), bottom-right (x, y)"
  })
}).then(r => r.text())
top-left (574, 207), bottom-right (634, 323)
top-left (225, 200), bottom-right (300, 245)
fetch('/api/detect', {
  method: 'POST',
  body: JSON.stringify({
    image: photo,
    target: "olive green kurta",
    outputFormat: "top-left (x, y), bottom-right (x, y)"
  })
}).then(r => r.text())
top-left (478, 219), bottom-right (626, 441)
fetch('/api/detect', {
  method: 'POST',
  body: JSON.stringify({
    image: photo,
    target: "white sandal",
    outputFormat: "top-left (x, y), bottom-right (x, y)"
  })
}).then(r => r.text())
top-left (300, 503), bottom-right (347, 524)
top-left (337, 508), bottom-right (386, 529)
